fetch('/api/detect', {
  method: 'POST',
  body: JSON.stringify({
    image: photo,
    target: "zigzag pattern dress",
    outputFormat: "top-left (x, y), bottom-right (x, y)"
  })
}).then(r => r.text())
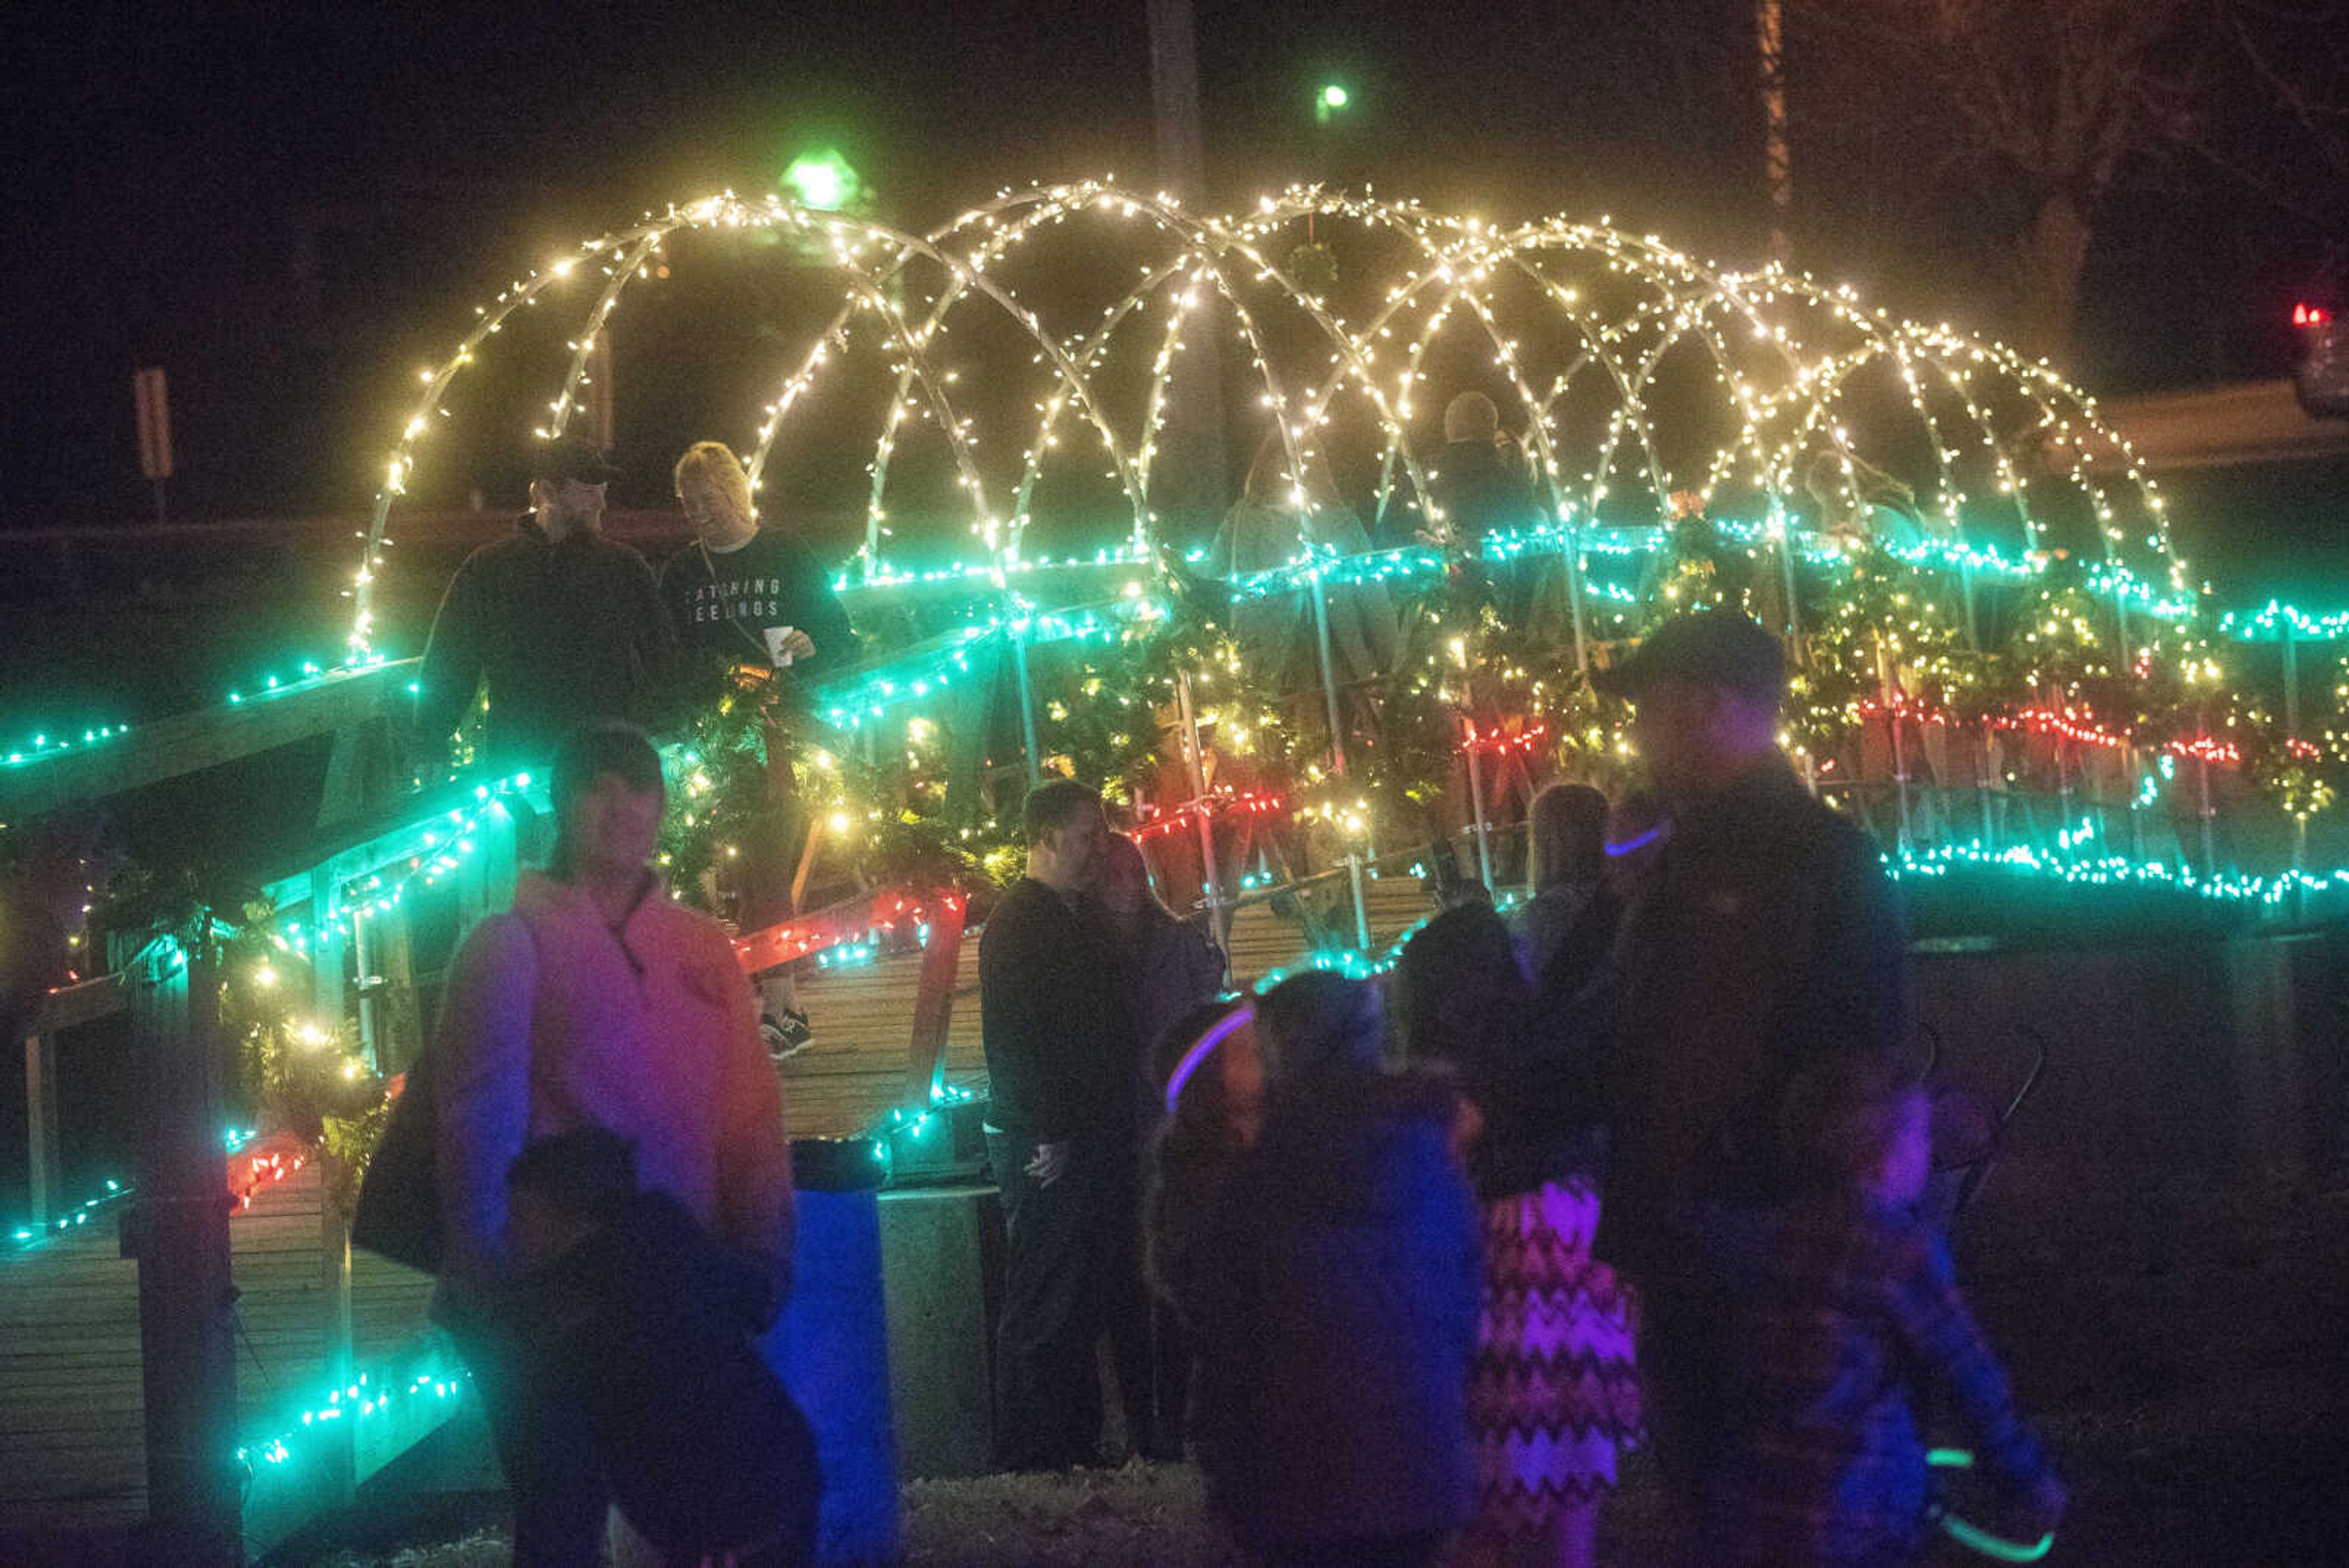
top-left (1468, 1173), bottom-right (1642, 1532)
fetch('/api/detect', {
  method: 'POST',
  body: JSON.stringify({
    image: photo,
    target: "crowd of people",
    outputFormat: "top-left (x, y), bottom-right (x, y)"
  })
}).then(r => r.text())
top-left (392, 426), bottom-right (2066, 1567)
top-left (984, 612), bottom-right (2067, 1567)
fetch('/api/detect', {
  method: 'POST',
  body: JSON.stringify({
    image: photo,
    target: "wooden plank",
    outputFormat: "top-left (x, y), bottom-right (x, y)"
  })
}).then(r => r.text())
top-left (0, 661), bottom-right (413, 823)
top-left (17, 975), bottom-right (127, 1039)
top-left (0, 1161), bottom-right (439, 1539)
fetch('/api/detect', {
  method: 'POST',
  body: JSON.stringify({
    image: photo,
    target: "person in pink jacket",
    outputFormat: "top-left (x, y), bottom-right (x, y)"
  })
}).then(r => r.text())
top-left (434, 721), bottom-right (794, 1566)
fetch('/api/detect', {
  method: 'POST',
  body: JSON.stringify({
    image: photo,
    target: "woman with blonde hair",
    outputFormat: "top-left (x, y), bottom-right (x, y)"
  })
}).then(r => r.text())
top-left (658, 439), bottom-right (857, 1058)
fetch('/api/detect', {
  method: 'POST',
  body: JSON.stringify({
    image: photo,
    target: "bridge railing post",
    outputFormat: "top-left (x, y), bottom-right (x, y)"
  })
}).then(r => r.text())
top-left (23, 1028), bottom-right (59, 1227)
top-left (121, 930), bottom-right (240, 1566)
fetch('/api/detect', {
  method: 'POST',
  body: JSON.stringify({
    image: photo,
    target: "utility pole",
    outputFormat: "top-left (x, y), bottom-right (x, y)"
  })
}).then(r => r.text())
top-left (1145, 0), bottom-right (1228, 544)
top-left (1758, 0), bottom-right (1793, 266)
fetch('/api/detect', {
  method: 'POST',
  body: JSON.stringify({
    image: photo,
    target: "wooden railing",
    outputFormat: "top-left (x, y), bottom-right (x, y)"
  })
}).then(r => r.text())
top-left (3, 658), bottom-right (459, 1560)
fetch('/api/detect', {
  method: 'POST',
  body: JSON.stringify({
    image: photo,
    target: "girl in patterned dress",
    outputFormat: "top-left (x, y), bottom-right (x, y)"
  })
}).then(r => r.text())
top-left (1395, 904), bottom-right (1641, 1568)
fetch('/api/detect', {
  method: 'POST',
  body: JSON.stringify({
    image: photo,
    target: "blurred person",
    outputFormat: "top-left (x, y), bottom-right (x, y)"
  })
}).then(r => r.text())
top-left (1514, 781), bottom-right (1609, 983)
top-left (1427, 391), bottom-right (1537, 551)
top-left (1585, 611), bottom-right (1915, 1528)
top-left (415, 432), bottom-right (675, 775)
top-left (1701, 1056), bottom-right (2064, 1566)
top-left (979, 778), bottom-right (1122, 1470)
top-left (1093, 833), bottom-right (1226, 1460)
top-left (660, 440), bottom-right (858, 1058)
top-left (1165, 972), bottom-right (1480, 1568)
top-left (507, 1128), bottom-right (820, 1568)
top-left (1395, 905), bottom-right (1638, 1568)
top-left (1096, 834), bottom-right (1227, 1118)
top-left (1144, 998), bottom-right (1263, 1465)
top-left (433, 721), bottom-right (793, 1566)
top-left (1210, 434), bottom-right (1400, 728)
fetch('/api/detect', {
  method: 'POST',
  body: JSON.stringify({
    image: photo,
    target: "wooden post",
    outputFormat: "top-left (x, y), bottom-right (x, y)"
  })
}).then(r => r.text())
top-left (373, 907), bottom-right (421, 1077)
top-left (124, 932), bottom-right (240, 1566)
top-left (24, 1028), bottom-right (59, 1226)
top-left (1463, 723), bottom-right (1495, 891)
top-left (482, 797), bottom-right (522, 912)
top-left (904, 897), bottom-right (967, 1109)
top-left (1143, 0), bottom-right (1228, 535)
top-left (1173, 669), bottom-right (1227, 945)
top-left (315, 1197), bottom-right (357, 1509)
top-left (1757, 0), bottom-right (1792, 264)
top-left (311, 864), bottom-right (349, 1044)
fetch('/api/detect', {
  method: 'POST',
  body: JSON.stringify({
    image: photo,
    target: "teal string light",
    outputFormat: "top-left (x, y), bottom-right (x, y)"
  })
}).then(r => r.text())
top-left (4, 649), bottom-right (392, 771)
top-left (2, 723), bottom-right (132, 768)
top-left (237, 1359), bottom-right (473, 1471)
top-left (2221, 600), bottom-right (2349, 642)
top-left (1887, 838), bottom-right (2349, 911)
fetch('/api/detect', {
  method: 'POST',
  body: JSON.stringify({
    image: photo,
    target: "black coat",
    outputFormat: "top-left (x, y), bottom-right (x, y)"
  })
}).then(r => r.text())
top-left (415, 517), bottom-right (676, 768)
top-left (978, 878), bottom-right (1120, 1144)
top-left (1593, 760), bottom-right (1917, 1277)
top-left (1428, 437), bottom-right (1537, 546)
top-left (1159, 1069), bottom-right (1480, 1547)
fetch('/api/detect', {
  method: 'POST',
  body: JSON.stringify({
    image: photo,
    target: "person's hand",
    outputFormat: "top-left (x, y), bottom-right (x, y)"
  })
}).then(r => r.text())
top-left (1025, 1140), bottom-right (1072, 1187)
top-left (777, 628), bottom-right (817, 663)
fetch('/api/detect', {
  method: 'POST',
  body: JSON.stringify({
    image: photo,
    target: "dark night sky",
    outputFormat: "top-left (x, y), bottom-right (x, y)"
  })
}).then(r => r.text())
top-left (3, 0), bottom-right (2343, 529)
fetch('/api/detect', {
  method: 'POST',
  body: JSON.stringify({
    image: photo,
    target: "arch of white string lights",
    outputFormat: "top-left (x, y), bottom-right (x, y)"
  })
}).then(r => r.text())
top-left (347, 180), bottom-right (2189, 663)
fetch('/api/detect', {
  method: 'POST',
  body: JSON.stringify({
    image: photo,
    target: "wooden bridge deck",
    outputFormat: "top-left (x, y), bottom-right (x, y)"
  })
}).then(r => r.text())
top-left (0, 874), bottom-right (1438, 1544)
top-left (0, 1162), bottom-right (436, 1539)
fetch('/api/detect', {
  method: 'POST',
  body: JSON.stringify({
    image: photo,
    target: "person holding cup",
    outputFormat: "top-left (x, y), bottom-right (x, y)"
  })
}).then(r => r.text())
top-left (661, 440), bottom-right (857, 1058)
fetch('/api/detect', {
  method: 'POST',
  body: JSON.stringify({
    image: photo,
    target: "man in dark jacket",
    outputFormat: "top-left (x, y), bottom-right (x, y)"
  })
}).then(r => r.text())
top-left (979, 778), bottom-right (1119, 1470)
top-left (413, 432), bottom-right (675, 775)
top-left (1427, 391), bottom-right (1537, 551)
top-left (1587, 611), bottom-right (1915, 1510)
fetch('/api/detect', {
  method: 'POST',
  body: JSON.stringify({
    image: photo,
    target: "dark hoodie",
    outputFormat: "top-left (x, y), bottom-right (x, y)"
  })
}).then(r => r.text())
top-left (1163, 1069), bottom-right (1481, 1550)
top-left (415, 516), bottom-right (677, 770)
top-left (1428, 437), bottom-right (1537, 548)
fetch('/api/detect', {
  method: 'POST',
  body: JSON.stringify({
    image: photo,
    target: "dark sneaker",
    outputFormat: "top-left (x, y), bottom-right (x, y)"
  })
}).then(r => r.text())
top-left (760, 1008), bottom-right (814, 1061)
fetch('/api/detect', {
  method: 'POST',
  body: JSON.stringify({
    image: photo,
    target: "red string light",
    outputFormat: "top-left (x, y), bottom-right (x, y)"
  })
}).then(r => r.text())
top-left (1989, 705), bottom-right (2243, 767)
top-left (1460, 721), bottom-right (1550, 756)
top-left (226, 1133), bottom-right (309, 1210)
top-left (1129, 788), bottom-right (1291, 844)
top-left (732, 889), bottom-right (960, 975)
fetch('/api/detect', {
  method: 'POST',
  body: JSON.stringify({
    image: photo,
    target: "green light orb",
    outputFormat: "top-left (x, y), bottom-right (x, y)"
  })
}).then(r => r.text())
top-left (783, 148), bottom-right (859, 212)
top-left (1321, 83), bottom-right (1349, 110)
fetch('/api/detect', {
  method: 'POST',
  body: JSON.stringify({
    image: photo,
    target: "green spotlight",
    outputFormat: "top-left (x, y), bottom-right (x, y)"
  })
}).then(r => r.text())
top-left (783, 147), bottom-right (860, 212)
top-left (1316, 82), bottom-right (1351, 125)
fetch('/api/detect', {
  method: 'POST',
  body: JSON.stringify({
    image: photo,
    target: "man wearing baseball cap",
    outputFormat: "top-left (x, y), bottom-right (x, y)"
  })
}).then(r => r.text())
top-left (415, 431), bottom-right (679, 773)
top-left (1580, 611), bottom-right (1916, 1518)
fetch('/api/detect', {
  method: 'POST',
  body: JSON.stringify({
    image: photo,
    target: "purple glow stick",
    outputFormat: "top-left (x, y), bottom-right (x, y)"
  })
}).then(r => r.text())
top-left (1163, 1005), bottom-right (1255, 1115)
